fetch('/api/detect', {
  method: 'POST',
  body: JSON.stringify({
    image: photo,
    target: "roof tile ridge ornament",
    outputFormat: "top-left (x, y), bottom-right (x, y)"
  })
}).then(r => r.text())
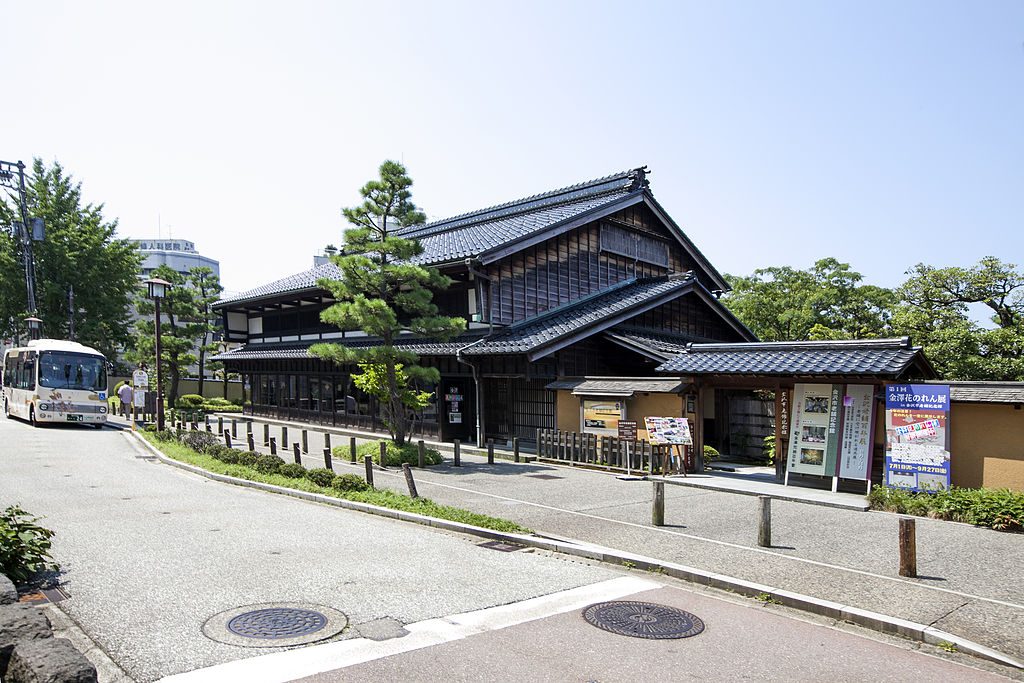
top-left (398, 167), bottom-right (646, 239)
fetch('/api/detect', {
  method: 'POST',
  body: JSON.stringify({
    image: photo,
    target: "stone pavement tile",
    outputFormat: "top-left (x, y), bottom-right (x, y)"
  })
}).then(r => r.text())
top-left (935, 600), bottom-right (1024, 661)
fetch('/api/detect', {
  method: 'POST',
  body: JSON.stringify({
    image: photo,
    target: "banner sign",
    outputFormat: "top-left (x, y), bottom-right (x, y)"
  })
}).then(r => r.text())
top-left (838, 385), bottom-right (874, 480)
top-left (885, 385), bottom-right (950, 491)
top-left (644, 416), bottom-right (692, 445)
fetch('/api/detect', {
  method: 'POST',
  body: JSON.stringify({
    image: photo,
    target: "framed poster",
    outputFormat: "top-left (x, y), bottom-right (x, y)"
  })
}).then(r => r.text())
top-left (787, 384), bottom-right (842, 477)
top-left (837, 385), bottom-right (875, 481)
top-left (582, 399), bottom-right (623, 437)
top-left (644, 416), bottom-right (693, 445)
top-left (885, 385), bottom-right (950, 491)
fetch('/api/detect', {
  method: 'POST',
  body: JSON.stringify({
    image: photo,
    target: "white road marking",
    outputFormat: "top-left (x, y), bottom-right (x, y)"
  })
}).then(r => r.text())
top-left (157, 576), bottom-right (660, 683)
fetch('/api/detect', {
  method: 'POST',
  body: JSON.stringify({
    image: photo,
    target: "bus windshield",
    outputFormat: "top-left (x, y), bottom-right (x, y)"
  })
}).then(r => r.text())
top-left (38, 351), bottom-right (107, 391)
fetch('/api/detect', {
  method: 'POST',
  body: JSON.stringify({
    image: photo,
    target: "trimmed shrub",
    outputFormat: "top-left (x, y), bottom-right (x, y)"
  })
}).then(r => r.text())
top-left (305, 468), bottom-right (336, 487)
top-left (254, 455), bottom-right (284, 475)
top-left (204, 397), bottom-right (232, 407)
top-left (203, 403), bottom-right (243, 413)
top-left (177, 394), bottom-right (205, 409)
top-left (153, 430), bottom-right (176, 442)
top-left (350, 440), bottom-right (443, 467)
top-left (211, 446), bottom-right (239, 464)
top-left (279, 463), bottom-right (306, 478)
top-left (236, 451), bottom-right (258, 468)
top-left (180, 430), bottom-right (221, 454)
top-left (331, 473), bottom-right (371, 493)
top-left (868, 485), bottom-right (1024, 531)
top-left (703, 445), bottom-right (720, 461)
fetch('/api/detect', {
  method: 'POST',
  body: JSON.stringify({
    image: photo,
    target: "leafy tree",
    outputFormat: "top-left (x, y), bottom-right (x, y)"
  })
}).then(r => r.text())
top-left (311, 161), bottom-right (465, 446)
top-left (189, 266), bottom-right (224, 396)
top-left (724, 258), bottom-right (894, 342)
top-left (894, 257), bottom-right (1024, 380)
top-left (130, 265), bottom-right (207, 405)
top-left (0, 159), bottom-right (140, 357)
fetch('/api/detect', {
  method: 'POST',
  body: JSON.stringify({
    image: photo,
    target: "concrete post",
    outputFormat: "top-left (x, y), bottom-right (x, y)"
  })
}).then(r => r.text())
top-left (269, 437), bottom-right (277, 455)
top-left (487, 439), bottom-right (494, 465)
top-left (224, 431), bottom-right (232, 449)
top-left (282, 426), bottom-right (288, 449)
top-left (231, 419), bottom-right (238, 438)
top-left (652, 481), bottom-right (665, 526)
top-left (323, 447), bottom-right (333, 472)
top-left (349, 436), bottom-right (357, 464)
top-left (379, 441), bottom-right (388, 468)
top-left (263, 423), bottom-right (270, 446)
top-left (418, 440), bottom-right (425, 468)
top-left (403, 463), bottom-right (419, 498)
top-left (513, 437), bottom-right (520, 463)
top-left (293, 443), bottom-right (302, 465)
top-left (247, 433), bottom-right (256, 452)
top-left (364, 454), bottom-right (374, 488)
top-left (302, 429), bottom-right (308, 454)
top-left (453, 439), bottom-right (461, 467)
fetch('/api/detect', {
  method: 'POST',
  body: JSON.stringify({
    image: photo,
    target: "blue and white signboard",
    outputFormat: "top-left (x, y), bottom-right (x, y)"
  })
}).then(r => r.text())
top-left (884, 385), bottom-right (950, 491)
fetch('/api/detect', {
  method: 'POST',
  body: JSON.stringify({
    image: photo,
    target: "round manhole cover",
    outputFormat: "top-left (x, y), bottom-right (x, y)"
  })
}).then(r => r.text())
top-left (582, 601), bottom-right (704, 639)
top-left (203, 603), bottom-right (348, 648)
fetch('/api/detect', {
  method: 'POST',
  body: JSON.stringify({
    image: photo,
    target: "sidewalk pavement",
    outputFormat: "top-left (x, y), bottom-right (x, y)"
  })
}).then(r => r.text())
top-left (119, 413), bottom-right (1024, 663)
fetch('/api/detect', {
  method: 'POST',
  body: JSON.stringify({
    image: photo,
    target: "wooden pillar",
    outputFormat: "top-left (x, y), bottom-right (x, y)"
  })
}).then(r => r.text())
top-left (694, 379), bottom-right (705, 473)
top-left (774, 383), bottom-right (790, 483)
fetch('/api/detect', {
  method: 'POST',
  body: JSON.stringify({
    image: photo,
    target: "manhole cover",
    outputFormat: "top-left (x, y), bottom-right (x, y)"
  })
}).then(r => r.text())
top-left (582, 601), bottom-right (704, 639)
top-left (477, 540), bottom-right (524, 552)
top-left (203, 602), bottom-right (348, 648)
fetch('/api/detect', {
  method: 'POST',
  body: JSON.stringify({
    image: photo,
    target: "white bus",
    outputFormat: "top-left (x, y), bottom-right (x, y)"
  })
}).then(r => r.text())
top-left (2, 339), bottom-right (109, 428)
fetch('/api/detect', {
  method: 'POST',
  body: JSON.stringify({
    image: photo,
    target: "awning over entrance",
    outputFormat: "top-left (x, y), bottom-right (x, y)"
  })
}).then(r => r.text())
top-left (546, 377), bottom-right (686, 397)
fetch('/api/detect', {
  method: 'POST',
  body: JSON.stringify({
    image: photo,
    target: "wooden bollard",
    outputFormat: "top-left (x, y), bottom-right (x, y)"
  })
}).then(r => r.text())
top-left (302, 429), bottom-right (308, 454)
top-left (246, 420), bottom-right (253, 435)
top-left (282, 426), bottom-right (288, 449)
top-left (402, 463), bottom-right (419, 498)
top-left (224, 431), bottom-right (232, 449)
top-left (217, 416), bottom-right (223, 434)
top-left (269, 437), bottom-right (277, 455)
top-left (379, 441), bottom-right (388, 468)
top-left (513, 437), bottom-right (520, 463)
top-left (899, 517), bottom-right (917, 577)
top-left (247, 433), bottom-right (256, 452)
top-left (205, 415), bottom-right (210, 429)
top-left (349, 436), bottom-right (357, 464)
top-left (324, 433), bottom-right (331, 452)
top-left (231, 419), bottom-right (238, 438)
top-left (293, 443), bottom-right (302, 465)
top-left (364, 453), bottom-right (374, 488)
top-left (487, 439), bottom-right (494, 465)
top-left (263, 423), bottom-right (270, 446)
top-left (453, 439), bottom-right (461, 467)
top-left (652, 481), bottom-right (665, 526)
top-left (758, 496), bottom-right (771, 548)
top-left (323, 447), bottom-right (333, 472)
top-left (417, 440), bottom-right (425, 468)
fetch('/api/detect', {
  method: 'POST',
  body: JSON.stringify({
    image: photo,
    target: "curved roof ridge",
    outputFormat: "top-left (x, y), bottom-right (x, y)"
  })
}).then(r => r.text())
top-left (685, 337), bottom-right (913, 352)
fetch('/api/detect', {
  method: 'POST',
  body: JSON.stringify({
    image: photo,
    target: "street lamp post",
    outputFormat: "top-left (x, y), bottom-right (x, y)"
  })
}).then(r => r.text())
top-left (145, 277), bottom-right (172, 431)
top-left (1, 159), bottom-right (41, 316)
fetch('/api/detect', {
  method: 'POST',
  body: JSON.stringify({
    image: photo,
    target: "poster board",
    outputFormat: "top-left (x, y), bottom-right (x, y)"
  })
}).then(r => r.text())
top-left (582, 400), bottom-right (623, 437)
top-left (837, 384), bottom-right (874, 481)
top-left (885, 385), bottom-right (950, 491)
top-left (787, 384), bottom-right (841, 476)
top-left (644, 416), bottom-right (692, 445)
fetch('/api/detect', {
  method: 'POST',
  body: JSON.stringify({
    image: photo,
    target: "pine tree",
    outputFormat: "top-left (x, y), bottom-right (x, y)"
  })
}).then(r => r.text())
top-left (311, 161), bottom-right (464, 446)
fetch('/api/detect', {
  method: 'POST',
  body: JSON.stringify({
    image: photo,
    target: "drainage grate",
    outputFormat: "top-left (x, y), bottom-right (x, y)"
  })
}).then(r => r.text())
top-left (227, 608), bottom-right (327, 640)
top-left (526, 474), bottom-right (563, 480)
top-left (582, 601), bottom-right (704, 639)
top-left (477, 540), bottom-right (524, 553)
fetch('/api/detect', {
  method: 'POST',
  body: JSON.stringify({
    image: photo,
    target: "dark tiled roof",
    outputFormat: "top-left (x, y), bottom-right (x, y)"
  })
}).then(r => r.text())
top-left (461, 276), bottom-right (695, 357)
top-left (917, 381), bottom-right (1024, 404)
top-left (603, 329), bottom-right (703, 360)
top-left (546, 377), bottom-right (685, 395)
top-left (656, 338), bottom-right (933, 378)
top-left (216, 168), bottom-right (645, 308)
top-left (212, 334), bottom-right (484, 361)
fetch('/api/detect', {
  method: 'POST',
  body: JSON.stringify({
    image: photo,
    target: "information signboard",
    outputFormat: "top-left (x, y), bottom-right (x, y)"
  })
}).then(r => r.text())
top-left (643, 416), bottom-right (692, 445)
top-left (132, 369), bottom-right (149, 390)
top-left (617, 420), bottom-right (638, 441)
top-left (885, 385), bottom-right (950, 491)
top-left (787, 384), bottom-right (841, 476)
top-left (837, 385), bottom-right (874, 481)
top-left (583, 400), bottom-right (623, 437)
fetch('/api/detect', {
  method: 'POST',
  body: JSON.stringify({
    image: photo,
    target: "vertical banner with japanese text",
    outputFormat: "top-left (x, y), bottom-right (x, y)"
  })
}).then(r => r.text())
top-left (885, 385), bottom-right (950, 491)
top-left (837, 384), bottom-right (874, 481)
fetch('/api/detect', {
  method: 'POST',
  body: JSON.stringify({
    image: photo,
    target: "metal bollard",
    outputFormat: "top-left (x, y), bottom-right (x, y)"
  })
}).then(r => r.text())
top-left (403, 463), bottom-right (419, 498)
top-left (758, 496), bottom-right (771, 548)
top-left (246, 419), bottom-right (253, 435)
top-left (349, 436), bottom-right (357, 464)
top-left (453, 439), bottom-right (461, 467)
top-left (364, 453), bottom-right (374, 488)
top-left (217, 416), bottom-right (223, 434)
top-left (324, 433), bottom-right (331, 452)
top-left (899, 517), bottom-right (917, 577)
top-left (293, 443), bottom-right (302, 465)
top-left (231, 419), bottom-right (237, 438)
top-left (263, 423), bottom-right (270, 446)
top-left (205, 415), bottom-right (210, 429)
top-left (513, 437), bottom-right (520, 463)
top-left (487, 439), bottom-right (494, 465)
top-left (282, 426), bottom-right (288, 449)
top-left (269, 437), bottom-right (277, 455)
top-left (418, 440), bottom-right (425, 468)
top-left (324, 447), bottom-right (333, 472)
top-left (224, 431), bottom-right (233, 449)
top-left (652, 481), bottom-right (665, 526)
top-left (247, 433), bottom-right (256, 452)
top-left (302, 429), bottom-right (308, 454)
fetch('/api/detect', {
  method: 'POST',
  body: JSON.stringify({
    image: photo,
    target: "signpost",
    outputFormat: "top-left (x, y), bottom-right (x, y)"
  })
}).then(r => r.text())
top-left (617, 420), bottom-right (640, 479)
top-left (132, 368), bottom-right (149, 431)
top-left (644, 416), bottom-right (692, 477)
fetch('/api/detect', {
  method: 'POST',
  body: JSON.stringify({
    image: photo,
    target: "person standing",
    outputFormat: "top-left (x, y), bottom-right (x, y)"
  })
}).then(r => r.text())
top-left (117, 382), bottom-right (134, 418)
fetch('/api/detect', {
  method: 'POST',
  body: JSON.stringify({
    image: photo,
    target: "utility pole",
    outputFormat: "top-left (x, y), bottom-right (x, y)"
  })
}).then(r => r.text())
top-left (0, 160), bottom-right (39, 316)
top-left (68, 284), bottom-right (75, 340)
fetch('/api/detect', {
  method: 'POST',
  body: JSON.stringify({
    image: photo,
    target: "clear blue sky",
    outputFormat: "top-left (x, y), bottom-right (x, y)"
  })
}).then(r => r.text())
top-left (2, 1), bottom-right (1021, 295)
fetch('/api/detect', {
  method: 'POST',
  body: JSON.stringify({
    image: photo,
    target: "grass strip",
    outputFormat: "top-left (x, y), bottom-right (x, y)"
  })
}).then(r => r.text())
top-left (142, 433), bottom-right (530, 534)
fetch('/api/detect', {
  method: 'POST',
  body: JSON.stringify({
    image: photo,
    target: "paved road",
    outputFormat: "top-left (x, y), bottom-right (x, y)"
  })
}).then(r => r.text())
top-left (219, 416), bottom-right (1024, 663)
top-left (1, 414), bottom-right (1017, 682)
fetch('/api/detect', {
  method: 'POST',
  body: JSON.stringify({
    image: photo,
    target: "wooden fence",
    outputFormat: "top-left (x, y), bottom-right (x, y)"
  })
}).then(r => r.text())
top-left (536, 428), bottom-right (680, 474)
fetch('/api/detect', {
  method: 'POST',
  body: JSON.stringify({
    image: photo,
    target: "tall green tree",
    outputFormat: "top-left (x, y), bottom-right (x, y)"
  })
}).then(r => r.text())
top-left (189, 266), bottom-right (224, 396)
top-left (724, 258), bottom-right (894, 342)
top-left (0, 159), bottom-right (140, 357)
top-left (130, 265), bottom-right (207, 405)
top-left (893, 257), bottom-right (1024, 380)
top-left (311, 161), bottom-right (465, 446)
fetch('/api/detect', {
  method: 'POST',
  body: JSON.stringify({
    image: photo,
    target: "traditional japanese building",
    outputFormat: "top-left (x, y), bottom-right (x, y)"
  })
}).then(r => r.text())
top-left (212, 167), bottom-right (755, 446)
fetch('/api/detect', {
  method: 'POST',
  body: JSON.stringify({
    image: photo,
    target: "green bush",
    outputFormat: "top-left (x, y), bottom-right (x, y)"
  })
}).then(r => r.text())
top-left (761, 435), bottom-right (775, 465)
top-left (331, 473), bottom-right (371, 493)
top-left (305, 468), bottom-right (336, 487)
top-left (340, 440), bottom-right (443, 467)
top-left (0, 505), bottom-right (58, 584)
top-left (703, 445), bottom-right (720, 461)
top-left (153, 430), bottom-right (176, 442)
top-left (203, 403), bottom-right (242, 413)
top-left (868, 485), bottom-right (1024, 531)
top-left (179, 430), bottom-right (221, 455)
top-left (204, 397), bottom-right (232, 406)
top-left (177, 394), bottom-right (205, 409)
top-left (209, 446), bottom-right (239, 464)
top-left (236, 451), bottom-right (258, 468)
top-left (254, 455), bottom-right (284, 475)
top-left (279, 463), bottom-right (306, 478)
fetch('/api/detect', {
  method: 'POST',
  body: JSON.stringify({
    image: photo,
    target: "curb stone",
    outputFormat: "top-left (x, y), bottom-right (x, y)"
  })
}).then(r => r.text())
top-left (128, 431), bottom-right (1024, 672)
